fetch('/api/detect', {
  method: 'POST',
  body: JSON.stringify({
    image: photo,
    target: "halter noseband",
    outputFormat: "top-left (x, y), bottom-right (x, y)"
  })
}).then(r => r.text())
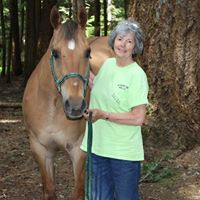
top-left (50, 49), bottom-right (90, 96)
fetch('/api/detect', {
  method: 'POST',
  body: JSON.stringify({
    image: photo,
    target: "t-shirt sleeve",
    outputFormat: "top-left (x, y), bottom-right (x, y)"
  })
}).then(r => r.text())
top-left (127, 70), bottom-right (149, 109)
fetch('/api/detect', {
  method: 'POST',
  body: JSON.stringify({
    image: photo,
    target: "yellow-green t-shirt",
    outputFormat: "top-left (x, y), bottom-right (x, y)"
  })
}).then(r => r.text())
top-left (81, 58), bottom-right (149, 161)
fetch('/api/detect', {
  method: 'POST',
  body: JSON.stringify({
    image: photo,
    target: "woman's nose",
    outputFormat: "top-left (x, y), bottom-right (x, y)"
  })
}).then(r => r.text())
top-left (120, 40), bottom-right (126, 47)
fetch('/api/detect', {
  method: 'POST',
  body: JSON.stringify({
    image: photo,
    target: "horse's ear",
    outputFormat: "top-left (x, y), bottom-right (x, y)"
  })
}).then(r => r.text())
top-left (77, 7), bottom-right (87, 30)
top-left (50, 6), bottom-right (61, 29)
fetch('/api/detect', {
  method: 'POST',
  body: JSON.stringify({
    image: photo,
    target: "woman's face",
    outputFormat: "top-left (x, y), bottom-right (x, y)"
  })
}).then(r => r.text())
top-left (113, 32), bottom-right (135, 60)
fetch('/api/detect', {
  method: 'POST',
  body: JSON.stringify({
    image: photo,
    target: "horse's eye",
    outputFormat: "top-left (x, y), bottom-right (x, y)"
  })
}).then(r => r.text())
top-left (85, 48), bottom-right (91, 59)
top-left (52, 49), bottom-right (59, 59)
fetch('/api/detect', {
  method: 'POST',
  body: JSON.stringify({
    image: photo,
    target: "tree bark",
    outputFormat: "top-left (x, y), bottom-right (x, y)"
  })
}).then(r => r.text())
top-left (0, 0), bottom-right (6, 77)
top-left (20, 0), bottom-right (25, 49)
top-left (24, 0), bottom-right (38, 84)
top-left (94, 0), bottom-right (101, 36)
top-left (124, 0), bottom-right (129, 19)
top-left (72, 0), bottom-right (78, 20)
top-left (128, 0), bottom-right (200, 148)
top-left (72, 0), bottom-right (85, 20)
top-left (77, 0), bottom-right (85, 10)
top-left (7, 25), bottom-right (12, 83)
top-left (36, 0), bottom-right (57, 63)
top-left (103, 0), bottom-right (107, 36)
top-left (9, 0), bottom-right (22, 76)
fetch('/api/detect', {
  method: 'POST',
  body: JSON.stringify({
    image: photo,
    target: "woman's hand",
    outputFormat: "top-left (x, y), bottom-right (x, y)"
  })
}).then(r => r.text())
top-left (83, 109), bottom-right (105, 122)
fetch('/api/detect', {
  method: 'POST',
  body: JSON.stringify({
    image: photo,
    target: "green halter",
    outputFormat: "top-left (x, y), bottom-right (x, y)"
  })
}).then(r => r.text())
top-left (50, 49), bottom-right (90, 96)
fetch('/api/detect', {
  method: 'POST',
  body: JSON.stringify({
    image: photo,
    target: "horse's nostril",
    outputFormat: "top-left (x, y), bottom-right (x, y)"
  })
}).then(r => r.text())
top-left (81, 99), bottom-right (87, 111)
top-left (64, 98), bottom-right (87, 118)
top-left (64, 100), bottom-right (70, 111)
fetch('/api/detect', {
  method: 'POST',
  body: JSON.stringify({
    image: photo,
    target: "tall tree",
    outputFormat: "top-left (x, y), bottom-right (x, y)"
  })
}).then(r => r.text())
top-left (36, 0), bottom-right (57, 62)
top-left (9, 0), bottom-right (22, 76)
top-left (124, 0), bottom-right (129, 19)
top-left (24, 0), bottom-right (39, 83)
top-left (128, 1), bottom-right (200, 148)
top-left (77, 0), bottom-right (85, 10)
top-left (0, 0), bottom-right (6, 77)
top-left (24, 0), bottom-right (57, 83)
top-left (94, 0), bottom-right (100, 36)
top-left (19, 0), bottom-right (25, 48)
top-left (68, 0), bottom-right (72, 19)
top-left (7, 19), bottom-right (12, 83)
top-left (72, 0), bottom-right (85, 20)
top-left (72, 0), bottom-right (78, 20)
top-left (103, 0), bottom-right (107, 36)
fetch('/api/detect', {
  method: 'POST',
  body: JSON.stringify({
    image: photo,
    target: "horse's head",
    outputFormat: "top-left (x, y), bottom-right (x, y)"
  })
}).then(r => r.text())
top-left (49, 6), bottom-right (90, 119)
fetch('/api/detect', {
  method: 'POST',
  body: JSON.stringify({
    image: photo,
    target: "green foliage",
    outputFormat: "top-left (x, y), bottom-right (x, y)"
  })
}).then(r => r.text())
top-left (86, 16), bottom-right (95, 37)
top-left (59, 6), bottom-right (71, 21)
top-left (113, 0), bottom-right (125, 8)
top-left (85, 0), bottom-right (125, 36)
top-left (38, 1), bottom-right (125, 37)
top-left (140, 153), bottom-right (175, 183)
top-left (105, 1), bottom-right (125, 35)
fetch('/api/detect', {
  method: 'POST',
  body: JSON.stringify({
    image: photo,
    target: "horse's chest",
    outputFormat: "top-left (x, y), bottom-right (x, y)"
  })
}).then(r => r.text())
top-left (38, 119), bottom-right (85, 150)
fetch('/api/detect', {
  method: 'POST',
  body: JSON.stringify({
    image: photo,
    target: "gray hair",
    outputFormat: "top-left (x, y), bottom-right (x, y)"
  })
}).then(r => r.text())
top-left (108, 19), bottom-right (144, 57)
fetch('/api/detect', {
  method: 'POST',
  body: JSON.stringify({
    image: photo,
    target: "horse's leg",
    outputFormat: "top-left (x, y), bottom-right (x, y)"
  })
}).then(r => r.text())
top-left (69, 142), bottom-right (86, 200)
top-left (30, 135), bottom-right (57, 200)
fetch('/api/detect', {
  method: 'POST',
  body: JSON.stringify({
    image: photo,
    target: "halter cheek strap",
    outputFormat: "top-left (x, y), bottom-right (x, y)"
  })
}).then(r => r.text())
top-left (49, 49), bottom-right (90, 96)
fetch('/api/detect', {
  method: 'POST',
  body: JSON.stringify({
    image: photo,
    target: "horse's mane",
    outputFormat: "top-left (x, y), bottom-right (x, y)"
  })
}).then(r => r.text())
top-left (61, 20), bottom-right (78, 40)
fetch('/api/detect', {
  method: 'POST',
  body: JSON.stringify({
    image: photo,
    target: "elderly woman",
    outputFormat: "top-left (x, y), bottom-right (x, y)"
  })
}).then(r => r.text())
top-left (81, 19), bottom-right (149, 200)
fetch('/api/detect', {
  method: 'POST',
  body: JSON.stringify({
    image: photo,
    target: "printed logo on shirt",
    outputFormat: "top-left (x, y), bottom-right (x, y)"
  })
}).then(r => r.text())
top-left (111, 93), bottom-right (120, 104)
top-left (117, 84), bottom-right (129, 90)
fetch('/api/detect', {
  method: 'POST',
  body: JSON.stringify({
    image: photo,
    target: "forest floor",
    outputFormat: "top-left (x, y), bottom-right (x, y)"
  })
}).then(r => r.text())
top-left (0, 76), bottom-right (200, 200)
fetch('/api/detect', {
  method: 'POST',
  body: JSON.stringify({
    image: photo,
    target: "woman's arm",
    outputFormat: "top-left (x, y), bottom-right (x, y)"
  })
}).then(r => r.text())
top-left (88, 71), bottom-right (95, 89)
top-left (84, 104), bottom-right (147, 126)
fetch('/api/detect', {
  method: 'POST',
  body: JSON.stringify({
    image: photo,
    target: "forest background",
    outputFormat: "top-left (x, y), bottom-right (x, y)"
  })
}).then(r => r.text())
top-left (1, 0), bottom-right (199, 149)
top-left (0, 0), bottom-right (200, 199)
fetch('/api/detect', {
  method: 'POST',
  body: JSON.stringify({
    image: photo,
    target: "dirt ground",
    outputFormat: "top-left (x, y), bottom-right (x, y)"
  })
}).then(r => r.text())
top-left (0, 76), bottom-right (200, 200)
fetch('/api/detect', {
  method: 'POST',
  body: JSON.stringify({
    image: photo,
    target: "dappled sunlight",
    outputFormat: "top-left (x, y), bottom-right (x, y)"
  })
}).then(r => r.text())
top-left (178, 184), bottom-right (200, 200)
top-left (0, 118), bottom-right (22, 124)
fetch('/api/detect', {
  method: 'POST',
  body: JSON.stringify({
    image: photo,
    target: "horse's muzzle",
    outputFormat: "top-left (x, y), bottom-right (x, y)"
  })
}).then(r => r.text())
top-left (64, 97), bottom-right (87, 120)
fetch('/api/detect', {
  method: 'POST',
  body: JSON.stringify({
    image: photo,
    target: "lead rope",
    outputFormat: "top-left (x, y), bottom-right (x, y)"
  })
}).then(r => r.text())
top-left (85, 112), bottom-right (93, 200)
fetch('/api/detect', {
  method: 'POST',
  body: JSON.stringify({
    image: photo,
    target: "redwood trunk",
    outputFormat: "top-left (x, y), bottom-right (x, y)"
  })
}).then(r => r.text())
top-left (129, 1), bottom-right (200, 148)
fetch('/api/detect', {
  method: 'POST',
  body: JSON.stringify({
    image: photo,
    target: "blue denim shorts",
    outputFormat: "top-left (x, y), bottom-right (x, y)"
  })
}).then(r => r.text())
top-left (91, 154), bottom-right (141, 200)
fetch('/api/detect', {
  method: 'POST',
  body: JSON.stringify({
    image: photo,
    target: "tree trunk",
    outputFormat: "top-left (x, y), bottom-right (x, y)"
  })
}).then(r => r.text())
top-left (124, 0), bottom-right (129, 19)
top-left (72, 0), bottom-right (85, 20)
top-left (103, 0), bottom-right (107, 36)
top-left (68, 0), bottom-right (72, 19)
top-left (77, 0), bottom-right (85, 10)
top-left (0, 0), bottom-right (6, 77)
top-left (7, 25), bottom-right (12, 83)
top-left (24, 0), bottom-right (38, 84)
top-left (94, 0), bottom-right (100, 36)
top-left (20, 0), bottom-right (25, 49)
top-left (36, 0), bottom-right (57, 63)
top-left (128, 1), bottom-right (200, 149)
top-left (9, 0), bottom-right (22, 76)
top-left (72, 0), bottom-right (78, 20)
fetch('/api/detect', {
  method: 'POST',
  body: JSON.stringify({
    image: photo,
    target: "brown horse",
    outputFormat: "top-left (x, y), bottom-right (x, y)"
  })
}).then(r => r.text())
top-left (22, 6), bottom-right (114, 200)
top-left (88, 36), bottom-right (114, 75)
